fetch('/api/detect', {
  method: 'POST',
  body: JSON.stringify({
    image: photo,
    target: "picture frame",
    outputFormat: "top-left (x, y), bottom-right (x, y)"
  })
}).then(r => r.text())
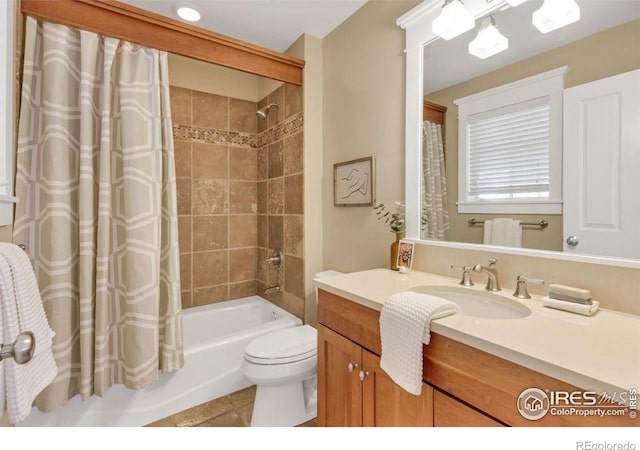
top-left (397, 241), bottom-right (415, 270)
top-left (333, 156), bottom-right (375, 207)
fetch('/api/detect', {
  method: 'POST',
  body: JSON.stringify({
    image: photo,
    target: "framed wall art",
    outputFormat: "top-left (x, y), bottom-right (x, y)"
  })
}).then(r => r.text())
top-left (333, 156), bottom-right (375, 207)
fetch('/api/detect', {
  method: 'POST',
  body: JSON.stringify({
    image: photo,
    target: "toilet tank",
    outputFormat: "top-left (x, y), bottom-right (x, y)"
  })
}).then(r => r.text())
top-left (314, 270), bottom-right (344, 301)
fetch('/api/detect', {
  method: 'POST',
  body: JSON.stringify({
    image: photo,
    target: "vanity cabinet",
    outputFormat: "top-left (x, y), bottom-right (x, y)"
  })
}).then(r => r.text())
top-left (318, 324), bottom-right (434, 427)
top-left (317, 288), bottom-right (634, 427)
top-left (433, 391), bottom-right (502, 427)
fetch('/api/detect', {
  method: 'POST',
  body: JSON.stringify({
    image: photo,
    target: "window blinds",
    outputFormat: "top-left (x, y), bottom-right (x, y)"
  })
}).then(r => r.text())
top-left (467, 96), bottom-right (551, 199)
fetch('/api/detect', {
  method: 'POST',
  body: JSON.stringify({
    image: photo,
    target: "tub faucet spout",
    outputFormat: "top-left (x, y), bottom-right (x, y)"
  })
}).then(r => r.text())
top-left (264, 285), bottom-right (280, 295)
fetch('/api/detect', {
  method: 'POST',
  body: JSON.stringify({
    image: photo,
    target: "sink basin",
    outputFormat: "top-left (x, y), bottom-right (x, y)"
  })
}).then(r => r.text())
top-left (409, 285), bottom-right (531, 319)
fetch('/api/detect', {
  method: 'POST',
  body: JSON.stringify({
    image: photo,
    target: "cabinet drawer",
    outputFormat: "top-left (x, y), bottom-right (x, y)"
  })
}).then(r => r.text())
top-left (434, 390), bottom-right (504, 427)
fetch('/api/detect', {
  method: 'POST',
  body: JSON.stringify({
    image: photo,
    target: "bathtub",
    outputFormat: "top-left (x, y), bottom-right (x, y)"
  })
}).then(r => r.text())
top-left (19, 296), bottom-right (302, 427)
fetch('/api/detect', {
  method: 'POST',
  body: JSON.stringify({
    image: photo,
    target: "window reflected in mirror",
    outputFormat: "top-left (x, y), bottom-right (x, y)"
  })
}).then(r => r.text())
top-left (420, 1), bottom-right (640, 259)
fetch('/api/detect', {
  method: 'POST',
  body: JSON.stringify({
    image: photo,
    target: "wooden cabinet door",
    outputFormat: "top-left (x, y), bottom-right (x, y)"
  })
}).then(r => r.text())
top-left (434, 390), bottom-right (504, 427)
top-left (317, 325), bottom-right (363, 427)
top-left (361, 349), bottom-right (434, 427)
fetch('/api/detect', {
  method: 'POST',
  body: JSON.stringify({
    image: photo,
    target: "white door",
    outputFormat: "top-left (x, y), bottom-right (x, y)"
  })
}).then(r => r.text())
top-left (563, 69), bottom-right (640, 258)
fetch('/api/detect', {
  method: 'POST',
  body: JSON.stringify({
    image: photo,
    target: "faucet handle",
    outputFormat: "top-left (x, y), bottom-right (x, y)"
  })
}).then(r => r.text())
top-left (488, 258), bottom-right (498, 267)
top-left (450, 265), bottom-right (474, 286)
top-left (513, 275), bottom-right (545, 299)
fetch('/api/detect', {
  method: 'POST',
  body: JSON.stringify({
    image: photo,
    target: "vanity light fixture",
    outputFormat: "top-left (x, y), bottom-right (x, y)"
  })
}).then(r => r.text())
top-left (174, 3), bottom-right (202, 22)
top-left (432, 0), bottom-right (475, 41)
top-left (532, 0), bottom-right (580, 34)
top-left (468, 16), bottom-right (509, 59)
top-left (504, 0), bottom-right (529, 6)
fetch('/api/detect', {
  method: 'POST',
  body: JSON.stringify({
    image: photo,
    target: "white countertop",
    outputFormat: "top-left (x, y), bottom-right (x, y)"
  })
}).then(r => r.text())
top-left (315, 268), bottom-right (640, 394)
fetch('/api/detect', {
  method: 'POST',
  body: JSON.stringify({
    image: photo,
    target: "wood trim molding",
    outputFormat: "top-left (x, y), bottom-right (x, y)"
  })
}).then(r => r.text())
top-left (21, 0), bottom-right (304, 86)
top-left (423, 100), bottom-right (447, 125)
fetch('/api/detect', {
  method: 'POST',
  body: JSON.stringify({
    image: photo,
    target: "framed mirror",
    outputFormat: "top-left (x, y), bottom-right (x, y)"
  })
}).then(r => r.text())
top-left (398, 0), bottom-right (640, 267)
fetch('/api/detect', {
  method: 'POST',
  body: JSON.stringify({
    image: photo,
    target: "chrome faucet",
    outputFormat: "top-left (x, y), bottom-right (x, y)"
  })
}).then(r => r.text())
top-left (473, 258), bottom-right (501, 292)
top-left (450, 265), bottom-right (474, 286)
top-left (513, 275), bottom-right (545, 299)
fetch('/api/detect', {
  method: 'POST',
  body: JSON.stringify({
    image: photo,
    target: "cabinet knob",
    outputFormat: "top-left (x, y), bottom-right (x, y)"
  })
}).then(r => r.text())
top-left (347, 362), bottom-right (358, 373)
top-left (359, 370), bottom-right (370, 381)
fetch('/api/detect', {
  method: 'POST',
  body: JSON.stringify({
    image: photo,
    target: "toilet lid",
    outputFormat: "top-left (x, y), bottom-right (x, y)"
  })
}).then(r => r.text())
top-left (245, 325), bottom-right (317, 365)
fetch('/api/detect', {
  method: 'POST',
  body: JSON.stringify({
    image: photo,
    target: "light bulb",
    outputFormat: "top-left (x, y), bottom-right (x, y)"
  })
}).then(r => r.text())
top-left (432, 0), bottom-right (475, 41)
top-left (532, 0), bottom-right (580, 34)
top-left (468, 17), bottom-right (509, 59)
top-left (175, 5), bottom-right (202, 22)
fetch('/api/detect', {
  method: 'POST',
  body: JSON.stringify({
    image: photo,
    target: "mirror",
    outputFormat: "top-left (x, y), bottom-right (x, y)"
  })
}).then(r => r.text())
top-left (418, 0), bottom-right (640, 259)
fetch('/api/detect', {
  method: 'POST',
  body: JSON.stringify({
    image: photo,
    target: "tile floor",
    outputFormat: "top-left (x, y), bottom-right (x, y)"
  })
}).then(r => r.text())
top-left (145, 385), bottom-right (316, 427)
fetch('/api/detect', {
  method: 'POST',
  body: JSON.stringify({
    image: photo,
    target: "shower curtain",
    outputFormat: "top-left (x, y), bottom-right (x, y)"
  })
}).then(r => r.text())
top-left (13, 17), bottom-right (183, 412)
top-left (422, 120), bottom-right (450, 240)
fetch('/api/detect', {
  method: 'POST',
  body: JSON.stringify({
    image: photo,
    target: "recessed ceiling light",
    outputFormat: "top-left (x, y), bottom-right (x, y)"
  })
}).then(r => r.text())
top-left (174, 4), bottom-right (201, 22)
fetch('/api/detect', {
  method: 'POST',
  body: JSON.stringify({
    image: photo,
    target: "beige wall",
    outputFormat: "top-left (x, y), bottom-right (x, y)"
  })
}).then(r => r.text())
top-left (322, 0), bottom-right (420, 273)
top-left (294, 34), bottom-right (324, 327)
top-left (168, 53), bottom-right (262, 102)
top-left (426, 19), bottom-right (640, 251)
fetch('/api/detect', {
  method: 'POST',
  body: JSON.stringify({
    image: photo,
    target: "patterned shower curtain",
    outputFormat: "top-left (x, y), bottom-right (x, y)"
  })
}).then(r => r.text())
top-left (422, 120), bottom-right (450, 240)
top-left (13, 17), bottom-right (183, 412)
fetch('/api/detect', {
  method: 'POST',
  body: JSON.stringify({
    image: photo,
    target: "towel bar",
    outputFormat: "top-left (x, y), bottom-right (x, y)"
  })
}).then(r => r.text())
top-left (0, 332), bottom-right (35, 365)
top-left (468, 218), bottom-right (549, 229)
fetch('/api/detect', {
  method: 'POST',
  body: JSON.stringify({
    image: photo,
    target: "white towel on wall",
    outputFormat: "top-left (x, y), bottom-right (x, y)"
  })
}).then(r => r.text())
top-left (380, 291), bottom-right (460, 395)
top-left (0, 243), bottom-right (57, 424)
top-left (483, 218), bottom-right (522, 247)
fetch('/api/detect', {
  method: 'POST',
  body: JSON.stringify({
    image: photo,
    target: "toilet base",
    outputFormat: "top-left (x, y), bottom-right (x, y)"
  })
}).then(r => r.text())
top-left (250, 376), bottom-right (317, 427)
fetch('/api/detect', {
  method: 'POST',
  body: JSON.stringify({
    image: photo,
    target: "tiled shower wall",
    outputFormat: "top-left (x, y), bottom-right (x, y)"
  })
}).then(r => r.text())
top-left (169, 83), bottom-right (304, 319)
top-left (257, 84), bottom-right (305, 319)
top-left (170, 86), bottom-right (259, 309)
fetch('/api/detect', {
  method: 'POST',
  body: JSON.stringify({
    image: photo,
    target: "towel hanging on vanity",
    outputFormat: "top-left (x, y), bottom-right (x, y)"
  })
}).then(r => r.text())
top-left (379, 291), bottom-right (460, 395)
top-left (483, 218), bottom-right (522, 247)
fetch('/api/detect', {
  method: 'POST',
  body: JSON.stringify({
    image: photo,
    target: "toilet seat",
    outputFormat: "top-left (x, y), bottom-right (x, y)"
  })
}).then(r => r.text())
top-left (244, 325), bottom-right (317, 365)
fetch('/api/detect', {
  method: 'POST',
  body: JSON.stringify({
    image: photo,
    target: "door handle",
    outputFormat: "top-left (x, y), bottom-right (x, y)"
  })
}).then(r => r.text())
top-left (347, 362), bottom-right (358, 373)
top-left (566, 236), bottom-right (579, 247)
top-left (359, 370), bottom-right (370, 381)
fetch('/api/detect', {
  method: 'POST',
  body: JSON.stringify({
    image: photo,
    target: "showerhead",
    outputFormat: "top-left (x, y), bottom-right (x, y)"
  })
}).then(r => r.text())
top-left (257, 102), bottom-right (279, 120)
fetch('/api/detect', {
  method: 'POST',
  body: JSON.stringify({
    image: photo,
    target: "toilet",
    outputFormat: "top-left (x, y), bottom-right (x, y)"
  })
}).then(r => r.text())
top-left (242, 270), bottom-right (343, 427)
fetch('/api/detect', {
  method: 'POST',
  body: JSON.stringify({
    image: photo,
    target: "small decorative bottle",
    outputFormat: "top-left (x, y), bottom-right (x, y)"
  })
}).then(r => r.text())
top-left (390, 232), bottom-right (405, 271)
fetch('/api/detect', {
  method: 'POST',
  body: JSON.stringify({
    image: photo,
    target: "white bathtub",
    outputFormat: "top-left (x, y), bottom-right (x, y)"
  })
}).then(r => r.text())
top-left (20, 296), bottom-right (302, 427)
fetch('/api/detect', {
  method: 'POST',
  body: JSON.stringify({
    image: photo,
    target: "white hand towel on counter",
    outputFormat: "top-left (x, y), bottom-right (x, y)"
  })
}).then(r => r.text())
top-left (483, 218), bottom-right (522, 247)
top-left (380, 291), bottom-right (460, 395)
top-left (0, 243), bottom-right (57, 424)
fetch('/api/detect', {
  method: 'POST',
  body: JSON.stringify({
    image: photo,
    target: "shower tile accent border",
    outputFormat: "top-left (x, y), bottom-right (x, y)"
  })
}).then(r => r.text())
top-left (257, 113), bottom-right (304, 147)
top-left (172, 124), bottom-right (257, 148)
top-left (171, 112), bottom-right (303, 150)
